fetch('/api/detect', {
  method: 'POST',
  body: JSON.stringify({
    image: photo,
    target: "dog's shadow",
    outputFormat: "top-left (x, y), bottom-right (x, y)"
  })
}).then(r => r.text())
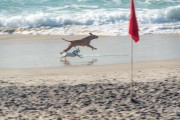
top-left (60, 59), bottom-right (97, 66)
top-left (87, 59), bottom-right (97, 65)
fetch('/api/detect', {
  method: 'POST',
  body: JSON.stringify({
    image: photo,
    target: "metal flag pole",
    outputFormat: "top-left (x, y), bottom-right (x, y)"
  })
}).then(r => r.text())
top-left (130, 38), bottom-right (134, 99)
top-left (130, 38), bottom-right (139, 104)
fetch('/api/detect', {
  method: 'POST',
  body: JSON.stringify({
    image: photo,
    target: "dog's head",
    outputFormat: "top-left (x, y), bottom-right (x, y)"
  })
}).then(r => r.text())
top-left (89, 33), bottom-right (98, 40)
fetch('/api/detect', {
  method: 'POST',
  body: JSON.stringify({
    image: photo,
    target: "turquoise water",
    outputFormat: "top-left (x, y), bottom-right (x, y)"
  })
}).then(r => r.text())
top-left (0, 0), bottom-right (180, 35)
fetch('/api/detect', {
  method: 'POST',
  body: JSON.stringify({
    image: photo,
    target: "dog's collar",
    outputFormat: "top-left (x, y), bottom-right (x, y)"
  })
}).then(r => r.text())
top-left (72, 50), bottom-right (78, 56)
top-left (73, 52), bottom-right (76, 56)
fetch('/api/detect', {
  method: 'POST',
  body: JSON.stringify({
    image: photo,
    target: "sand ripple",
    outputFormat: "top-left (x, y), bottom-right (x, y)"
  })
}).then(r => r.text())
top-left (0, 79), bottom-right (179, 120)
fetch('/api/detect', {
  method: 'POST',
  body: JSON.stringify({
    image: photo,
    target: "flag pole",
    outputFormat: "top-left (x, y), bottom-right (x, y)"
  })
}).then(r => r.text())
top-left (130, 38), bottom-right (134, 99)
top-left (129, 0), bottom-right (139, 103)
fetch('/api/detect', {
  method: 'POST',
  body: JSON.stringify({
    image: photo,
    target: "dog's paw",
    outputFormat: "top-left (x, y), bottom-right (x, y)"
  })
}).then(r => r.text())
top-left (60, 49), bottom-right (65, 54)
top-left (60, 51), bottom-right (64, 54)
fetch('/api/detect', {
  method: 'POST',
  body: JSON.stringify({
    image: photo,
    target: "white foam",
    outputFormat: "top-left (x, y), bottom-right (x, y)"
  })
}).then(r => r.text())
top-left (0, 5), bottom-right (180, 35)
top-left (166, 5), bottom-right (180, 21)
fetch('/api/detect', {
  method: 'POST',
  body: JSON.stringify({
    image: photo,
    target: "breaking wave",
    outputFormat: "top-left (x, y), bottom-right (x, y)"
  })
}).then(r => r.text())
top-left (0, 0), bottom-right (179, 35)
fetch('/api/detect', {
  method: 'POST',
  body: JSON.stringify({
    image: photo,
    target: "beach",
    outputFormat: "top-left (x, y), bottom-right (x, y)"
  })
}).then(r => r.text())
top-left (1, 0), bottom-right (180, 119)
top-left (0, 34), bottom-right (180, 120)
top-left (0, 34), bottom-right (180, 68)
top-left (0, 60), bottom-right (180, 120)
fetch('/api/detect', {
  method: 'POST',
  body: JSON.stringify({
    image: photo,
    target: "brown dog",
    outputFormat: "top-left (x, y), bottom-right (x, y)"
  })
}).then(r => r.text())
top-left (60, 33), bottom-right (98, 54)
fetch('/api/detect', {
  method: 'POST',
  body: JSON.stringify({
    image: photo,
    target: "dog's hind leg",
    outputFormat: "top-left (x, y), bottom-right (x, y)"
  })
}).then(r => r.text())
top-left (60, 43), bottom-right (74, 54)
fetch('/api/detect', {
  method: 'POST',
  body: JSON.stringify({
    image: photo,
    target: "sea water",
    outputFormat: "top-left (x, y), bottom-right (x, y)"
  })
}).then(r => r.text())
top-left (0, 0), bottom-right (180, 35)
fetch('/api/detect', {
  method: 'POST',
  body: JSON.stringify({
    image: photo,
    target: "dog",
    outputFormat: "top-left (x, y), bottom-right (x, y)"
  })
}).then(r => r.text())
top-left (61, 47), bottom-right (82, 60)
top-left (60, 33), bottom-right (98, 54)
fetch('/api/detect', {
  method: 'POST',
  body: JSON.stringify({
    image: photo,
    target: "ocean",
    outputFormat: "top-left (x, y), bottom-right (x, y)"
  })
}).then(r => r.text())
top-left (0, 0), bottom-right (180, 36)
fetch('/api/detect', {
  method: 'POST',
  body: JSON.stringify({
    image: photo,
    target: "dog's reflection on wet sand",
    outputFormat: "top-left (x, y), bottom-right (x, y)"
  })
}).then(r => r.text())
top-left (60, 59), bottom-right (71, 66)
top-left (60, 59), bottom-right (97, 66)
top-left (87, 59), bottom-right (97, 65)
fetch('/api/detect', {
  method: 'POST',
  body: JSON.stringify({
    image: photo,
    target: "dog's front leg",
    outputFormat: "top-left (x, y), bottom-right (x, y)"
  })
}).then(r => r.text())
top-left (87, 44), bottom-right (97, 50)
top-left (64, 57), bottom-right (67, 61)
top-left (77, 55), bottom-right (83, 58)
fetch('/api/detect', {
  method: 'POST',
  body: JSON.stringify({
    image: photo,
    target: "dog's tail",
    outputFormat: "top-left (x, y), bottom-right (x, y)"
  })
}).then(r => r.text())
top-left (62, 38), bottom-right (72, 42)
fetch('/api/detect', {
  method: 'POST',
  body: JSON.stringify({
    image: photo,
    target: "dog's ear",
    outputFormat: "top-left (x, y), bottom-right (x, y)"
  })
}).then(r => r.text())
top-left (89, 33), bottom-right (93, 36)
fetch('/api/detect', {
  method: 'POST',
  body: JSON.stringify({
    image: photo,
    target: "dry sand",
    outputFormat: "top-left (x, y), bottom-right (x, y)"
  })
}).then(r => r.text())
top-left (0, 60), bottom-right (180, 120)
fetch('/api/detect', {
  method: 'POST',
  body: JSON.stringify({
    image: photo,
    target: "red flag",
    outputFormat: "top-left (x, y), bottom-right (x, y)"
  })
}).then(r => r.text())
top-left (129, 0), bottom-right (139, 42)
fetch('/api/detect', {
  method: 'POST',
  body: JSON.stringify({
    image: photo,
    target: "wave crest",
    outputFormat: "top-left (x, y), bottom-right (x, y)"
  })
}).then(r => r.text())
top-left (166, 5), bottom-right (180, 21)
top-left (0, 5), bottom-right (180, 35)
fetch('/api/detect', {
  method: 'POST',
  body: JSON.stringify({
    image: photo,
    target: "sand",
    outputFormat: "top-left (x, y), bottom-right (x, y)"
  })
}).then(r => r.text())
top-left (0, 60), bottom-right (180, 120)
top-left (1, 34), bottom-right (180, 68)
top-left (0, 34), bottom-right (180, 120)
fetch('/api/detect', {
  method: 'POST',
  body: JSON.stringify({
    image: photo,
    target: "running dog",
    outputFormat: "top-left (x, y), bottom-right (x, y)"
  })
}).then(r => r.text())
top-left (60, 33), bottom-right (98, 54)
top-left (61, 47), bottom-right (82, 60)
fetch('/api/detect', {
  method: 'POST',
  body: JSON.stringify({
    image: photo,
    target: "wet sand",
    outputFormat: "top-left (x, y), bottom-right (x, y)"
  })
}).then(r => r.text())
top-left (0, 34), bottom-right (180, 68)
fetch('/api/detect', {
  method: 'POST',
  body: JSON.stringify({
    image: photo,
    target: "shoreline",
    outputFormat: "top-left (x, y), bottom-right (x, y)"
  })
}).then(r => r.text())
top-left (0, 33), bottom-right (179, 41)
top-left (0, 34), bottom-right (180, 68)
top-left (0, 34), bottom-right (112, 41)
top-left (0, 60), bottom-right (180, 86)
